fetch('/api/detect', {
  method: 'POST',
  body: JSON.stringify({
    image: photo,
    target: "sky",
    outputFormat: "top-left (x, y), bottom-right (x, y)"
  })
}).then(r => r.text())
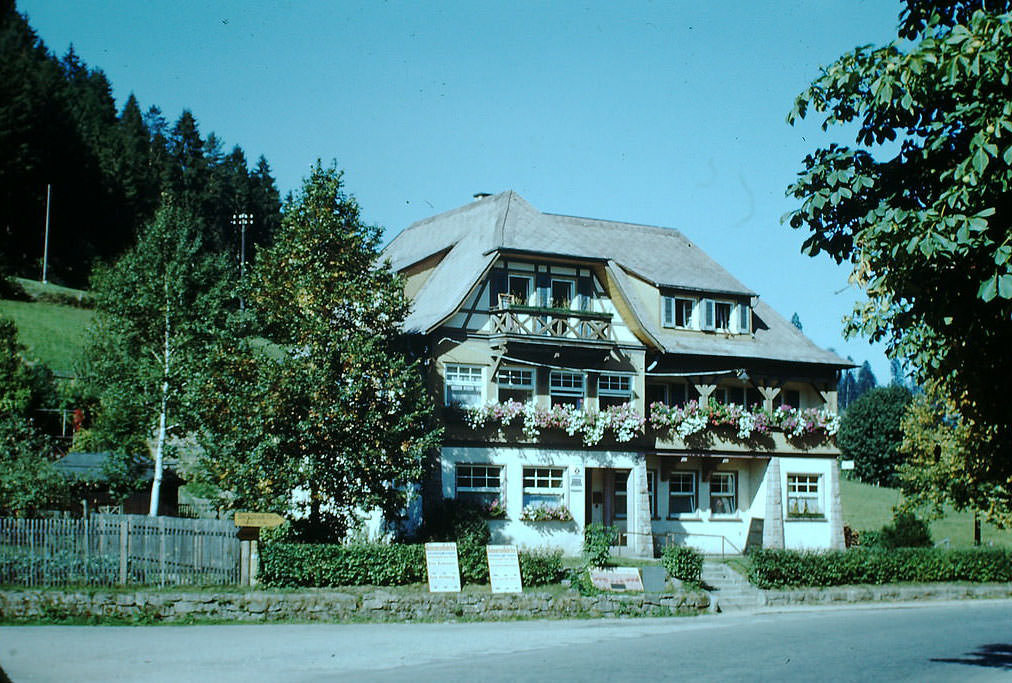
top-left (18, 0), bottom-right (905, 382)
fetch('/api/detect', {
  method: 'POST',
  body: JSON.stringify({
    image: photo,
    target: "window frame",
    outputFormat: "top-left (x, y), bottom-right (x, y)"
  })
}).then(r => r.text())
top-left (598, 373), bottom-right (633, 408)
top-left (709, 471), bottom-right (738, 516)
top-left (714, 301), bottom-right (733, 331)
top-left (444, 363), bottom-right (484, 408)
top-left (613, 469), bottom-right (629, 520)
top-left (662, 296), bottom-right (696, 329)
top-left (497, 366), bottom-right (535, 403)
top-left (550, 277), bottom-right (576, 309)
top-left (506, 274), bottom-right (533, 305)
top-left (522, 466), bottom-right (566, 508)
top-left (549, 370), bottom-right (585, 408)
top-left (786, 473), bottom-right (824, 518)
top-left (455, 464), bottom-right (504, 508)
top-left (667, 470), bottom-right (698, 518)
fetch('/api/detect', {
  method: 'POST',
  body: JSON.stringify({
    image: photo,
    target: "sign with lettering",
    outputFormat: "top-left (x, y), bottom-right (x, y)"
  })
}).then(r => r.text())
top-left (486, 545), bottom-right (523, 593)
top-left (589, 567), bottom-right (644, 592)
top-left (234, 512), bottom-right (286, 528)
top-left (424, 542), bottom-right (462, 592)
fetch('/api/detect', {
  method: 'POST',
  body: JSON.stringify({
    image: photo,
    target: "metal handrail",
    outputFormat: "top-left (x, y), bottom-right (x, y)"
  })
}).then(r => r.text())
top-left (615, 530), bottom-right (743, 558)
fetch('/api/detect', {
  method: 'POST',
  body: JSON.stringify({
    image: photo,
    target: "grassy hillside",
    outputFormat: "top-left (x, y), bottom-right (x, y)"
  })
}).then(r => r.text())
top-left (841, 477), bottom-right (1012, 549)
top-left (0, 279), bottom-right (94, 375)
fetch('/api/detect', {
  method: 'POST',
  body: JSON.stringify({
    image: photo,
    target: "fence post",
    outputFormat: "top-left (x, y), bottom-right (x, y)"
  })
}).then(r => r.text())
top-left (240, 540), bottom-right (250, 586)
top-left (249, 540), bottom-right (259, 587)
top-left (119, 519), bottom-right (128, 585)
top-left (159, 516), bottom-right (166, 587)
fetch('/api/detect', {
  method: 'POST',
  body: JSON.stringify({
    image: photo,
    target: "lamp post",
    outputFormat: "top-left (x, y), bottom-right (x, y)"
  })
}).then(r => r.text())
top-left (231, 212), bottom-right (252, 310)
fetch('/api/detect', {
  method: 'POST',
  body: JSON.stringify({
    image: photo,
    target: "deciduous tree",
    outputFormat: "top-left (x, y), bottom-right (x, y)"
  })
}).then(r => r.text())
top-left (198, 163), bottom-right (441, 537)
top-left (838, 385), bottom-right (913, 487)
top-left (785, 1), bottom-right (1012, 520)
top-left (81, 204), bottom-right (231, 515)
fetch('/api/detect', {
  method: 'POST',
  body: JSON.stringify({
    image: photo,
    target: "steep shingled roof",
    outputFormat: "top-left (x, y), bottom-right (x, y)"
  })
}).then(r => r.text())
top-left (382, 191), bottom-right (850, 367)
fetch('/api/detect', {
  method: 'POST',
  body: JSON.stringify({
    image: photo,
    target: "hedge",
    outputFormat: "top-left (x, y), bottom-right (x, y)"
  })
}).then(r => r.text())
top-left (260, 542), bottom-right (563, 588)
top-left (748, 548), bottom-right (1012, 589)
top-left (660, 545), bottom-right (703, 585)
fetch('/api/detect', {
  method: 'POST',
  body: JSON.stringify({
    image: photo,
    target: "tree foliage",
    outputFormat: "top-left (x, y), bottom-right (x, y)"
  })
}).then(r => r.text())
top-left (80, 204), bottom-right (232, 510)
top-left (0, 315), bottom-right (65, 515)
top-left (785, 1), bottom-right (1012, 515)
top-left (0, 4), bottom-right (281, 287)
top-left (897, 381), bottom-right (1012, 525)
top-left (198, 163), bottom-right (442, 537)
top-left (838, 385), bottom-right (913, 487)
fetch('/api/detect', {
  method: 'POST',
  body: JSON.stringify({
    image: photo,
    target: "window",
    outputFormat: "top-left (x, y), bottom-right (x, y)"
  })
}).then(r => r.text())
top-left (455, 464), bottom-right (503, 507)
top-left (646, 383), bottom-right (668, 411)
top-left (648, 470), bottom-right (658, 519)
top-left (775, 389), bottom-right (801, 410)
top-left (714, 302), bottom-right (732, 331)
top-left (709, 472), bottom-right (737, 515)
top-left (551, 279), bottom-right (575, 308)
top-left (738, 303), bottom-right (751, 333)
top-left (550, 370), bottom-right (584, 408)
top-left (522, 466), bottom-right (565, 507)
top-left (507, 275), bottom-right (532, 305)
top-left (498, 367), bottom-right (534, 403)
top-left (787, 474), bottom-right (823, 517)
top-left (444, 364), bottom-right (483, 408)
top-left (613, 469), bottom-right (629, 520)
top-left (668, 472), bottom-right (697, 516)
top-left (713, 386), bottom-right (746, 406)
top-left (598, 374), bottom-right (633, 409)
top-left (674, 298), bottom-right (693, 327)
top-left (662, 297), bottom-right (695, 328)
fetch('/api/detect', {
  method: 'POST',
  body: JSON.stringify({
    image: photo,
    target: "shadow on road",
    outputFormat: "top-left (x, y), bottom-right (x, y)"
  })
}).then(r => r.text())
top-left (931, 643), bottom-right (1012, 670)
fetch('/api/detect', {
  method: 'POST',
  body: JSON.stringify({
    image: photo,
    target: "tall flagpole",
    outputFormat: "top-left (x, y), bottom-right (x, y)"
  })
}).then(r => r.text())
top-left (42, 184), bottom-right (51, 283)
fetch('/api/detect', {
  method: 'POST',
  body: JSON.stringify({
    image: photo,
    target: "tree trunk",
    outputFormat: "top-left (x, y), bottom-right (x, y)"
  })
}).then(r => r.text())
top-left (149, 293), bottom-right (170, 517)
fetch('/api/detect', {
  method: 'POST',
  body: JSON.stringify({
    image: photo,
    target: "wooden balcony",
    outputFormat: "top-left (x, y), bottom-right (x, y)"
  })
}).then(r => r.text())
top-left (489, 305), bottom-right (615, 346)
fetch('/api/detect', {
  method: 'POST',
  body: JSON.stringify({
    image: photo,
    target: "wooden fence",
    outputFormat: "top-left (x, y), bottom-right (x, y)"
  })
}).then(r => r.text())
top-left (0, 514), bottom-right (240, 587)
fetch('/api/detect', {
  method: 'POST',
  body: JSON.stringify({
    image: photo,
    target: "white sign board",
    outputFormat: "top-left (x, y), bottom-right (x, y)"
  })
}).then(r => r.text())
top-left (486, 545), bottom-right (523, 594)
top-left (424, 542), bottom-right (461, 593)
top-left (589, 567), bottom-right (644, 592)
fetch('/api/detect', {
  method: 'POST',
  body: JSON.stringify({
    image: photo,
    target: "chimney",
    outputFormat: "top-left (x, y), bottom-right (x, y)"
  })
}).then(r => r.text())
top-left (472, 192), bottom-right (492, 201)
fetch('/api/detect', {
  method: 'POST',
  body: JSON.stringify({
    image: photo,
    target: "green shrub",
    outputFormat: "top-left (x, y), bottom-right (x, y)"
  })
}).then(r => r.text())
top-left (748, 547), bottom-right (1012, 589)
top-left (260, 543), bottom-right (426, 587)
top-left (567, 566), bottom-right (599, 596)
top-left (583, 523), bottom-right (616, 568)
top-left (660, 544), bottom-right (703, 585)
top-left (519, 548), bottom-right (564, 586)
top-left (862, 510), bottom-right (932, 549)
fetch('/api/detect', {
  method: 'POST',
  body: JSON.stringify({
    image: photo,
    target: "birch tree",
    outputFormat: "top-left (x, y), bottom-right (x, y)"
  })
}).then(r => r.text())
top-left (81, 203), bottom-right (230, 515)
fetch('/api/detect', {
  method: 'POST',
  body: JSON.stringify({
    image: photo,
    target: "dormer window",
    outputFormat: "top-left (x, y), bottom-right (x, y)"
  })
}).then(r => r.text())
top-left (714, 302), bottom-right (732, 331)
top-left (662, 296), bottom-right (695, 329)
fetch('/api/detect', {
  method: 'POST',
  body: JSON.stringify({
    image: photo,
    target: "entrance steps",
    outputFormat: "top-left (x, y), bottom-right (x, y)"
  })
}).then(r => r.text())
top-left (701, 560), bottom-right (763, 613)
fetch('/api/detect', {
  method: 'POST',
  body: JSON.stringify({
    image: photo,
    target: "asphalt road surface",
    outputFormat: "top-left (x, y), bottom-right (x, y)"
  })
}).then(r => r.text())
top-left (1, 601), bottom-right (1010, 681)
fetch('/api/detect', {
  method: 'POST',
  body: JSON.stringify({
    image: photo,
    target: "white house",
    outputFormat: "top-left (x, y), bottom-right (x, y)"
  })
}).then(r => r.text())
top-left (383, 191), bottom-right (852, 557)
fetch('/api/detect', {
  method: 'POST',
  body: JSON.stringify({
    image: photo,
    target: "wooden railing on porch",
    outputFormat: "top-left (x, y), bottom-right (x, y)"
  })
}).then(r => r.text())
top-left (489, 305), bottom-right (614, 343)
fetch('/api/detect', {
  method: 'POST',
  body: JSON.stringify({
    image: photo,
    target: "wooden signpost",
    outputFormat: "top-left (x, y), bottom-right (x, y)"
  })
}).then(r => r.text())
top-left (234, 511), bottom-right (286, 586)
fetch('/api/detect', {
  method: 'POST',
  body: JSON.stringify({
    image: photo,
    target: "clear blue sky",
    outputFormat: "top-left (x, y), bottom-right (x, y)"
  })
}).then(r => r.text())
top-left (19, 0), bottom-right (904, 382)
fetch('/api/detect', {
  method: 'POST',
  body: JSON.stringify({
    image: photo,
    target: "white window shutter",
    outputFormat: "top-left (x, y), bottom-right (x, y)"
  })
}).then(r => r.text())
top-left (738, 303), bottom-right (750, 333)
top-left (701, 299), bottom-right (715, 330)
top-left (663, 297), bottom-right (673, 326)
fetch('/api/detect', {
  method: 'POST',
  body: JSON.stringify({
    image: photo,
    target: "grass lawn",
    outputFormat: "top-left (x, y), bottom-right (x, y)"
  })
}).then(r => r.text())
top-left (841, 477), bottom-right (1012, 549)
top-left (1, 279), bottom-right (93, 375)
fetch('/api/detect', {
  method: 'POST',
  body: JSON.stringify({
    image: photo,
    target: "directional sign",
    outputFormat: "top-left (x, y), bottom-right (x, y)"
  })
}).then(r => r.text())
top-left (234, 512), bottom-right (286, 528)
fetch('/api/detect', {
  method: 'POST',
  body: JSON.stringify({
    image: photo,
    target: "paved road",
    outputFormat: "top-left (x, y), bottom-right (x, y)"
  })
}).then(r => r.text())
top-left (1, 601), bottom-right (1010, 681)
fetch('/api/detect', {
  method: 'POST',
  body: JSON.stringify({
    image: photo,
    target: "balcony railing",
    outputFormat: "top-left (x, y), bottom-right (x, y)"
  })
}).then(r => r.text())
top-left (489, 304), bottom-right (614, 343)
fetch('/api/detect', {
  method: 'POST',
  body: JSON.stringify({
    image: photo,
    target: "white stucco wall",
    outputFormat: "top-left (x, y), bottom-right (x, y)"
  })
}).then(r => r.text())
top-left (779, 456), bottom-right (837, 550)
top-left (441, 445), bottom-right (641, 556)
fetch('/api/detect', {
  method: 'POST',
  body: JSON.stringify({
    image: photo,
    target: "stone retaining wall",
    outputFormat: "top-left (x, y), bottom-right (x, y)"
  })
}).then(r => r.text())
top-left (0, 589), bottom-right (710, 623)
top-left (761, 582), bottom-right (1012, 607)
